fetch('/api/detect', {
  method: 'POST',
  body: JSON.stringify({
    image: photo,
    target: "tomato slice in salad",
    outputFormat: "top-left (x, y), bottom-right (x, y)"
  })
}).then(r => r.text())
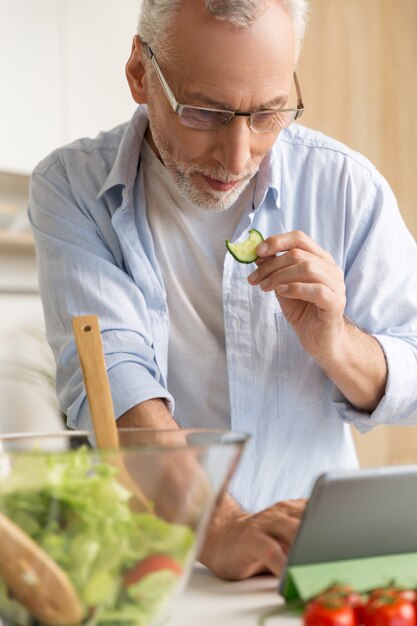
top-left (122, 554), bottom-right (183, 587)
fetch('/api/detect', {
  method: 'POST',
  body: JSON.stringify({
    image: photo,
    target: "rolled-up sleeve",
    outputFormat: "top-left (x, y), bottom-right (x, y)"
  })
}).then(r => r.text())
top-left (29, 152), bottom-right (174, 430)
top-left (335, 172), bottom-right (417, 432)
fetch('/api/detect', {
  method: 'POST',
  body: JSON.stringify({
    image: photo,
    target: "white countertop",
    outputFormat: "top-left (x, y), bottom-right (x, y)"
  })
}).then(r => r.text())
top-left (0, 564), bottom-right (299, 626)
top-left (171, 565), bottom-right (300, 626)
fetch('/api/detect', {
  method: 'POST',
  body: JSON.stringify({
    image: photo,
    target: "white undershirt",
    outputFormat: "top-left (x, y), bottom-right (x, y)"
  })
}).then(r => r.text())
top-left (142, 139), bottom-right (254, 428)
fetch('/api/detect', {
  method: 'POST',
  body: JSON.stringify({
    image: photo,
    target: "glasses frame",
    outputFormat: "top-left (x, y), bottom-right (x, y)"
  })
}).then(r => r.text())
top-left (144, 43), bottom-right (304, 133)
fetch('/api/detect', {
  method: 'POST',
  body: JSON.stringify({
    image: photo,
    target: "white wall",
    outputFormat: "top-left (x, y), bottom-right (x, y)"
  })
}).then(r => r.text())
top-left (0, 0), bottom-right (140, 174)
top-left (0, 2), bottom-right (144, 433)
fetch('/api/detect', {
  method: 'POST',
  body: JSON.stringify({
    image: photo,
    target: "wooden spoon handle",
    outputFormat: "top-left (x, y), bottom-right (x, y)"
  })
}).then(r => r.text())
top-left (72, 315), bottom-right (118, 449)
top-left (0, 510), bottom-right (84, 626)
top-left (72, 315), bottom-right (153, 514)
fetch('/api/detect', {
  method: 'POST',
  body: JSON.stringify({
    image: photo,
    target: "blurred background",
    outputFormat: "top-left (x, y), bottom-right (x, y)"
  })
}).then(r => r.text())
top-left (0, 0), bottom-right (416, 466)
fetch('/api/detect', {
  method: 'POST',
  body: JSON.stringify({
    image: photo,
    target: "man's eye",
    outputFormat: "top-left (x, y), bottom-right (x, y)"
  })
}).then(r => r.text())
top-left (180, 107), bottom-right (231, 129)
top-left (252, 110), bottom-right (293, 130)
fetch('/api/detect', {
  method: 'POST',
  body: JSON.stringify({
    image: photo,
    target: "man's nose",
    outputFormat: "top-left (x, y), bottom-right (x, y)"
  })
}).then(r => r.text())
top-left (211, 116), bottom-right (254, 176)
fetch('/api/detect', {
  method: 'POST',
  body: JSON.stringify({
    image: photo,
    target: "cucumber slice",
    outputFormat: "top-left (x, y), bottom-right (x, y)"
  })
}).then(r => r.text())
top-left (225, 229), bottom-right (264, 264)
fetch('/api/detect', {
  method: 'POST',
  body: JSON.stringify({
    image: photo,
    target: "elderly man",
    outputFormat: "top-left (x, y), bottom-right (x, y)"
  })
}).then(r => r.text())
top-left (29, 0), bottom-right (417, 580)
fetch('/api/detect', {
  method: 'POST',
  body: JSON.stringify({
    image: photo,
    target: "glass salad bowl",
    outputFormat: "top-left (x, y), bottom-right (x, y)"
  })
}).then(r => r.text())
top-left (0, 428), bottom-right (248, 626)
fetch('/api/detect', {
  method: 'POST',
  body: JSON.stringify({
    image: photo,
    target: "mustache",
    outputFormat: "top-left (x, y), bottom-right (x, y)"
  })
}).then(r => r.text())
top-left (187, 165), bottom-right (258, 184)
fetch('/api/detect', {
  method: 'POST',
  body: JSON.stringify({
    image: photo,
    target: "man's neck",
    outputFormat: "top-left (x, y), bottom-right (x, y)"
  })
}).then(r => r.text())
top-left (144, 126), bottom-right (163, 163)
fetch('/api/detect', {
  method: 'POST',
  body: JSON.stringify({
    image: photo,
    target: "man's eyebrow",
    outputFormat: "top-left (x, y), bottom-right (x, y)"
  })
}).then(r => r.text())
top-left (260, 94), bottom-right (289, 109)
top-left (182, 91), bottom-right (289, 111)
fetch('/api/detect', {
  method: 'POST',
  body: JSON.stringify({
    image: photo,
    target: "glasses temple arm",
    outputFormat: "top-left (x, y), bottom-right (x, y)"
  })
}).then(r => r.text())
top-left (293, 71), bottom-right (304, 113)
top-left (145, 44), bottom-right (180, 112)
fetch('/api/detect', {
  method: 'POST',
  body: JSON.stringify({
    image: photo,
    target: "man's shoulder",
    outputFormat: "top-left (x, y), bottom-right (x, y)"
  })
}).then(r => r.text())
top-left (32, 122), bottom-right (129, 179)
top-left (279, 124), bottom-right (378, 177)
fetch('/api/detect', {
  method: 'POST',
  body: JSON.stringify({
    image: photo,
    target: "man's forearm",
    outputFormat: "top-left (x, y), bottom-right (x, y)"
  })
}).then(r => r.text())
top-left (117, 398), bottom-right (178, 429)
top-left (316, 318), bottom-right (388, 412)
top-left (117, 400), bottom-right (249, 570)
top-left (117, 397), bottom-right (304, 580)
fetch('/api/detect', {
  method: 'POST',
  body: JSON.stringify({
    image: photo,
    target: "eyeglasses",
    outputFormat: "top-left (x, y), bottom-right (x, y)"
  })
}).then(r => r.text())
top-left (144, 44), bottom-right (304, 133)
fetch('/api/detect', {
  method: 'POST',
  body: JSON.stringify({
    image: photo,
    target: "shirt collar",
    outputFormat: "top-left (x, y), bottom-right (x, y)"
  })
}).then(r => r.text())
top-left (253, 136), bottom-right (282, 211)
top-left (97, 103), bottom-right (282, 211)
top-left (96, 105), bottom-right (149, 200)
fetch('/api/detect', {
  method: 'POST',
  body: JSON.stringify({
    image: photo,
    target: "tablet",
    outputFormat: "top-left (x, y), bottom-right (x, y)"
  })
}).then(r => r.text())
top-left (279, 463), bottom-right (417, 595)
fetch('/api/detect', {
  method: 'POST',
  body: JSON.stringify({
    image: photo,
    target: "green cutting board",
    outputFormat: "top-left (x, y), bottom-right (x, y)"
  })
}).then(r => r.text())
top-left (282, 552), bottom-right (417, 602)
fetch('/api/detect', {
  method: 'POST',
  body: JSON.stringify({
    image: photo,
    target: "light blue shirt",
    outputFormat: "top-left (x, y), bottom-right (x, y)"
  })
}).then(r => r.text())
top-left (29, 105), bottom-right (417, 512)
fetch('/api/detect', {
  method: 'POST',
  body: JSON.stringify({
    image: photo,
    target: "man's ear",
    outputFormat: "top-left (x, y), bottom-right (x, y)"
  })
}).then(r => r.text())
top-left (126, 35), bottom-right (148, 104)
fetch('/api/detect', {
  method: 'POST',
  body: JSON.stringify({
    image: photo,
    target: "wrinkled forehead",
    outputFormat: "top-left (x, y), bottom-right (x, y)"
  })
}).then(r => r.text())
top-left (159, 0), bottom-right (296, 106)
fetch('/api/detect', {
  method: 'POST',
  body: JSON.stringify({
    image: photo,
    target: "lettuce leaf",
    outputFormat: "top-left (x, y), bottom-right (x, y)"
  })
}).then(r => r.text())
top-left (0, 446), bottom-right (195, 626)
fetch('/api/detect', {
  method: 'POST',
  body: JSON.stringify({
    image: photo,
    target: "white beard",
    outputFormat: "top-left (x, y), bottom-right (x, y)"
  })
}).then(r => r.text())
top-left (147, 116), bottom-right (258, 212)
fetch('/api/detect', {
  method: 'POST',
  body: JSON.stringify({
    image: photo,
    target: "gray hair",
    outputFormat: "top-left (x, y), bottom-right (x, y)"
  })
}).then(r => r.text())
top-left (138, 0), bottom-right (310, 62)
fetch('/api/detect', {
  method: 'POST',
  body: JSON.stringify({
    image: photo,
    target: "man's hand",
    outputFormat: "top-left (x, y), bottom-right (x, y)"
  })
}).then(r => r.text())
top-left (248, 230), bottom-right (387, 411)
top-left (248, 230), bottom-right (346, 361)
top-left (199, 496), bottom-right (306, 580)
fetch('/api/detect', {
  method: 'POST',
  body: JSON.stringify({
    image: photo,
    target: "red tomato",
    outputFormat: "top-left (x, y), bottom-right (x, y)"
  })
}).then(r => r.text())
top-left (316, 585), bottom-right (366, 626)
top-left (319, 585), bottom-right (364, 609)
top-left (304, 598), bottom-right (356, 626)
top-left (355, 604), bottom-right (370, 626)
top-left (369, 590), bottom-right (417, 605)
top-left (122, 554), bottom-right (183, 587)
top-left (364, 595), bottom-right (416, 626)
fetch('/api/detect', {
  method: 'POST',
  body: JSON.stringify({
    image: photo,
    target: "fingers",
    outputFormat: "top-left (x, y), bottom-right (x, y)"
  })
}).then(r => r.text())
top-left (256, 230), bottom-right (330, 259)
top-left (249, 231), bottom-right (345, 313)
top-left (254, 256), bottom-right (271, 267)
top-left (214, 536), bottom-right (288, 580)
top-left (255, 506), bottom-right (301, 546)
top-left (236, 507), bottom-right (301, 577)
top-left (276, 283), bottom-right (344, 314)
top-left (201, 502), bottom-right (303, 580)
top-left (250, 254), bottom-right (343, 294)
top-left (246, 534), bottom-right (288, 578)
top-left (275, 498), bottom-right (307, 520)
top-left (234, 506), bottom-right (302, 559)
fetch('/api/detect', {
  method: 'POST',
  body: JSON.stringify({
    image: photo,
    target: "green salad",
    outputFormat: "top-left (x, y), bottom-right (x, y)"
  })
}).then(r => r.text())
top-left (0, 447), bottom-right (195, 626)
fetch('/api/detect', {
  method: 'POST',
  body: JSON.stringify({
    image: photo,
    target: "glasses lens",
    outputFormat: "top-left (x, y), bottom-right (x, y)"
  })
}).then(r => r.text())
top-left (179, 107), bottom-right (233, 130)
top-left (251, 109), bottom-right (299, 133)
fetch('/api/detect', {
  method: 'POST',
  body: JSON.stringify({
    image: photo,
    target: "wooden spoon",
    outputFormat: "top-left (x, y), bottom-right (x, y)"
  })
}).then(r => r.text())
top-left (72, 315), bottom-right (153, 513)
top-left (0, 314), bottom-right (152, 626)
top-left (0, 510), bottom-right (84, 626)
